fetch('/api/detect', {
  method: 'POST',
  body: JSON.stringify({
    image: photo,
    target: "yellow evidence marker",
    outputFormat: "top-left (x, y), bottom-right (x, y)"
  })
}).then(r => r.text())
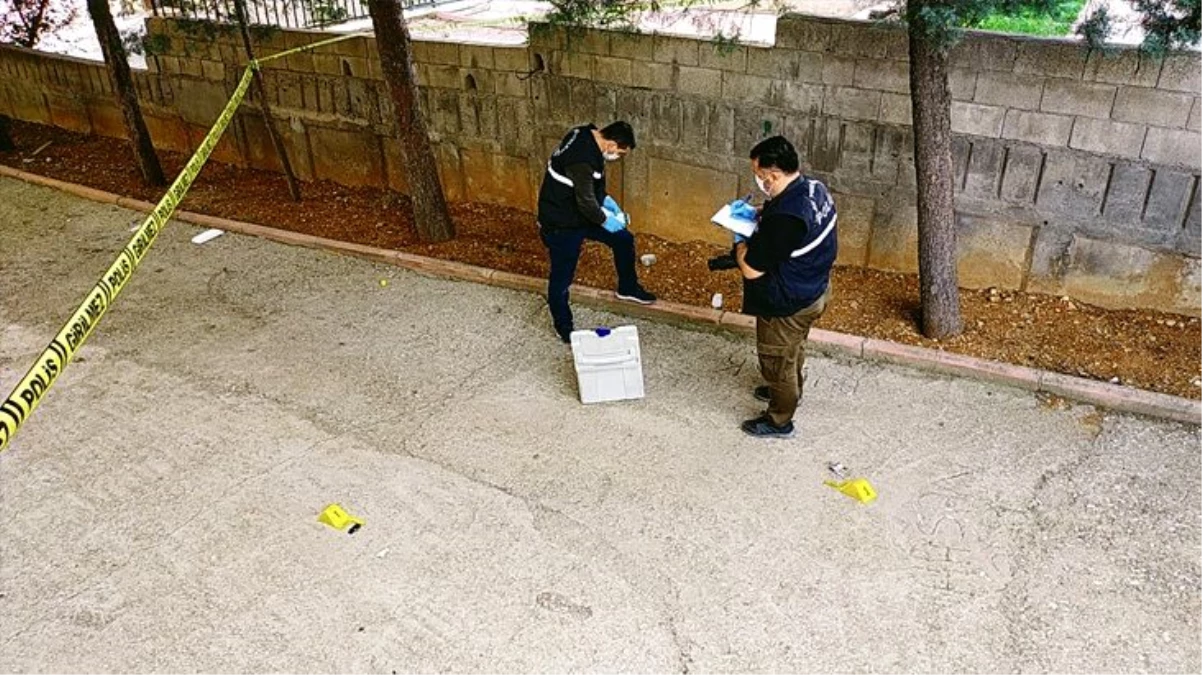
top-left (318, 504), bottom-right (364, 534)
top-left (824, 478), bottom-right (878, 504)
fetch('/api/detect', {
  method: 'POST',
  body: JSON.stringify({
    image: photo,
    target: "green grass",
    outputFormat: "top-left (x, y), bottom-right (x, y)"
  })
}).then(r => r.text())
top-left (974, 0), bottom-right (1087, 37)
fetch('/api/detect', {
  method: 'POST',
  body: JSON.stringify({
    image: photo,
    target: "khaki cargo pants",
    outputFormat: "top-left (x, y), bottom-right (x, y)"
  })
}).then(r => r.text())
top-left (757, 289), bottom-right (829, 427)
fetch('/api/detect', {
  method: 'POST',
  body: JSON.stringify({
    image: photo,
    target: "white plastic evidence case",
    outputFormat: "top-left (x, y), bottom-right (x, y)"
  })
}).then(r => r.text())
top-left (569, 326), bottom-right (645, 404)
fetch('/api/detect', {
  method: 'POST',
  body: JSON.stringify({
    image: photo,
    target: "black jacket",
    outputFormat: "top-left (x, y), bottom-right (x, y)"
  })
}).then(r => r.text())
top-left (742, 176), bottom-right (838, 317)
top-left (537, 124), bottom-right (608, 231)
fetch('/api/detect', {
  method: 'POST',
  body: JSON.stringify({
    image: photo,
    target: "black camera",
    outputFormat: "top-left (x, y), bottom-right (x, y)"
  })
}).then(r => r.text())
top-left (707, 253), bottom-right (738, 271)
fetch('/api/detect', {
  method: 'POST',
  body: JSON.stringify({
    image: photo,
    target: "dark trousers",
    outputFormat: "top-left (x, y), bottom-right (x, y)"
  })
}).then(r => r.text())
top-left (757, 290), bottom-right (829, 426)
top-left (540, 225), bottom-right (640, 337)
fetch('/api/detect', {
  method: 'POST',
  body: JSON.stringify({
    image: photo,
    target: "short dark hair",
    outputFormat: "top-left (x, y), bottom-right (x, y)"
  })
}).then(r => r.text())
top-left (749, 135), bottom-right (799, 173)
top-left (600, 121), bottom-right (637, 150)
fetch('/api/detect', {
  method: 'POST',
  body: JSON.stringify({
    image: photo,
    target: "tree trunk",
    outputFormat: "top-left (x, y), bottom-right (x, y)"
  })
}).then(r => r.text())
top-left (907, 11), bottom-right (963, 339)
top-left (0, 115), bottom-right (14, 152)
top-left (18, 0), bottom-right (50, 47)
top-left (88, 0), bottom-right (165, 187)
top-left (367, 0), bottom-right (454, 242)
top-left (234, 0), bottom-right (301, 201)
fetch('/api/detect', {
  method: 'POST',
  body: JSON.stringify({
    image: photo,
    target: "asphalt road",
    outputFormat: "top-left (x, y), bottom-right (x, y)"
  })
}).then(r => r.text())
top-left (1, 177), bottom-right (1198, 673)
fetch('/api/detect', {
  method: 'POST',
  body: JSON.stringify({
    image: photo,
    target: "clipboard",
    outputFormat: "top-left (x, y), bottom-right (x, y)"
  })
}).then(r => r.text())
top-left (711, 204), bottom-right (758, 239)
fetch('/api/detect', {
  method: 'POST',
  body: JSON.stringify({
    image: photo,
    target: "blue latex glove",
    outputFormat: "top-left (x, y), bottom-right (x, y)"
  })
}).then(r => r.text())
top-left (603, 195), bottom-right (621, 215)
top-left (603, 211), bottom-right (627, 233)
top-left (729, 199), bottom-right (757, 222)
top-left (733, 232), bottom-right (747, 244)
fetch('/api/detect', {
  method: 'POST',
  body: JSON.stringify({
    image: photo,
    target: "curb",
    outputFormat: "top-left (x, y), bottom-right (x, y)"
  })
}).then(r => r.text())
top-left (3, 164), bottom-right (1199, 426)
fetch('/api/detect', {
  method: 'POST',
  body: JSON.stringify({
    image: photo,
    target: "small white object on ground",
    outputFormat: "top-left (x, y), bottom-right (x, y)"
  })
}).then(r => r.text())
top-left (711, 293), bottom-right (723, 309)
top-left (640, 254), bottom-right (657, 266)
top-left (828, 462), bottom-right (849, 480)
top-left (376, 548), bottom-right (390, 558)
top-left (191, 229), bottom-right (225, 245)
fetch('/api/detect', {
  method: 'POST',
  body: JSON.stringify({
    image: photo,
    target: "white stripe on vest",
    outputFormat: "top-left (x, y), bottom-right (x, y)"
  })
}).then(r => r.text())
top-left (790, 213), bottom-right (837, 258)
top-left (788, 178), bottom-right (836, 258)
top-left (546, 163), bottom-right (603, 187)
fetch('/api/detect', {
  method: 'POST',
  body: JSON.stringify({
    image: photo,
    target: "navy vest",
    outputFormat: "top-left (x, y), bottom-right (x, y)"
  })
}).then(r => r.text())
top-left (743, 176), bottom-right (838, 317)
top-left (537, 124), bottom-right (607, 231)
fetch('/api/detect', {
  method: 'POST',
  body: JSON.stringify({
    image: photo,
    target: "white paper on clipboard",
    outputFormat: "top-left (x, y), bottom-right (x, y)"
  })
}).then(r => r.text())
top-left (710, 204), bottom-right (758, 239)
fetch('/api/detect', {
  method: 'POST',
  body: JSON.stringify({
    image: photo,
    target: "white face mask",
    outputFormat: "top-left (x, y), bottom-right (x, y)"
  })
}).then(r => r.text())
top-left (603, 151), bottom-right (621, 162)
top-left (755, 175), bottom-right (770, 196)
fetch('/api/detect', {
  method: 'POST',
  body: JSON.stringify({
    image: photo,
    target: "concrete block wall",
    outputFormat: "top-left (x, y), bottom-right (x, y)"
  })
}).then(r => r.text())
top-left (0, 45), bottom-right (192, 151)
top-left (940, 34), bottom-right (1201, 314)
top-left (522, 17), bottom-right (1200, 315)
top-left (0, 13), bottom-right (1198, 315)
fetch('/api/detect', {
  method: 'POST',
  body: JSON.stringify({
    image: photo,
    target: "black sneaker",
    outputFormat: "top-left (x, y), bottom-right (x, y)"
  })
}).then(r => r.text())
top-left (616, 286), bottom-right (656, 305)
top-left (754, 385), bottom-right (771, 402)
top-left (556, 327), bottom-right (573, 344)
top-left (741, 414), bottom-right (795, 439)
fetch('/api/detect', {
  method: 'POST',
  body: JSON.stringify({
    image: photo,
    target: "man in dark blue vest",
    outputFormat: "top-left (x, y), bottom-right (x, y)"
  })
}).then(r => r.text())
top-left (734, 136), bottom-right (837, 438)
top-left (537, 121), bottom-right (656, 343)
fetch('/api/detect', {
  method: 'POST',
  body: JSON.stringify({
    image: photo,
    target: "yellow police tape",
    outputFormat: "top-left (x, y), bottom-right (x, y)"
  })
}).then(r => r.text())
top-left (253, 31), bottom-right (369, 66)
top-left (0, 31), bottom-right (367, 454)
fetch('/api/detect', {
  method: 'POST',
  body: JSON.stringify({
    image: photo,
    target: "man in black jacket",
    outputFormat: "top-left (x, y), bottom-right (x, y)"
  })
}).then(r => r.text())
top-left (537, 121), bottom-right (656, 343)
top-left (734, 136), bottom-right (838, 438)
